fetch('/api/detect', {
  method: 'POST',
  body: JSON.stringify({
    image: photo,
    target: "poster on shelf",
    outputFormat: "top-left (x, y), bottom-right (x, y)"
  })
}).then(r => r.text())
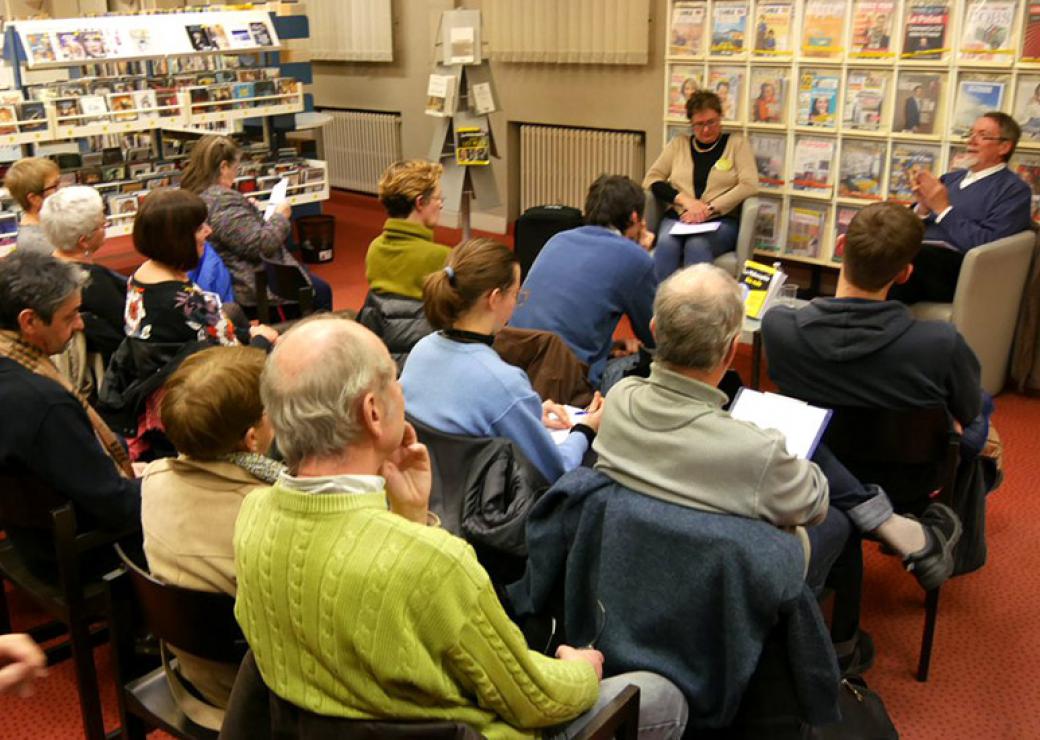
top-left (792, 136), bottom-right (834, 192)
top-left (749, 69), bottom-right (787, 124)
top-left (751, 132), bottom-right (787, 187)
top-left (1024, 2), bottom-right (1040, 61)
top-left (959, 0), bottom-right (1016, 63)
top-left (752, 2), bottom-right (793, 57)
top-left (710, 1), bottom-right (748, 56)
top-left (843, 70), bottom-right (887, 131)
top-left (901, 1), bottom-right (950, 59)
top-left (893, 72), bottom-right (944, 134)
top-left (752, 199), bottom-right (783, 251)
top-left (1013, 77), bottom-right (1040, 140)
top-left (850, 0), bottom-right (896, 58)
top-left (708, 68), bottom-right (744, 120)
top-left (951, 80), bottom-right (1006, 135)
top-left (796, 70), bottom-right (839, 127)
top-left (838, 139), bottom-right (886, 200)
top-left (670, 1), bottom-right (707, 56)
top-left (800, 0), bottom-right (845, 59)
top-left (668, 65), bottom-right (701, 119)
top-left (786, 203), bottom-right (826, 258)
top-left (889, 144), bottom-right (939, 204)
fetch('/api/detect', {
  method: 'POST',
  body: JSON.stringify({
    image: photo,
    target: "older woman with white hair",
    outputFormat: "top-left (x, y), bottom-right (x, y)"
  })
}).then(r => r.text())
top-left (43, 185), bottom-right (127, 364)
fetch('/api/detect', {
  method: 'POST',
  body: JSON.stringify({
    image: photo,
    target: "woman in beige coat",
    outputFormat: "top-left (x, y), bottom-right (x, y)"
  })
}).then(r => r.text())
top-left (643, 90), bottom-right (758, 280)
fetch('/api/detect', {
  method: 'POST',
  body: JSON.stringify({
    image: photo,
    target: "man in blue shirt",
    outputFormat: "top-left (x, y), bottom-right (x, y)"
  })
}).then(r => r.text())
top-left (509, 175), bottom-right (657, 390)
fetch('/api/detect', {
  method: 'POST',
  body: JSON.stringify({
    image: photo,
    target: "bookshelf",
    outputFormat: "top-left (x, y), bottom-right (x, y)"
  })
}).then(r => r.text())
top-left (661, 0), bottom-right (1040, 269)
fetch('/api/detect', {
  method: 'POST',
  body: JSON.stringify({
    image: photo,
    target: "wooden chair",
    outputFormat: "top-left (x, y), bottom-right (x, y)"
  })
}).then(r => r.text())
top-left (219, 650), bottom-right (640, 739)
top-left (254, 259), bottom-right (315, 324)
top-left (0, 469), bottom-right (137, 740)
top-left (106, 545), bottom-right (248, 740)
top-left (823, 405), bottom-right (961, 682)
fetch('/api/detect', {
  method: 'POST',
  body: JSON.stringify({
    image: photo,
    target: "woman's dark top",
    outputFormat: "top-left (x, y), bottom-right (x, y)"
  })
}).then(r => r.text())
top-left (125, 277), bottom-right (249, 347)
top-left (80, 263), bottom-right (128, 362)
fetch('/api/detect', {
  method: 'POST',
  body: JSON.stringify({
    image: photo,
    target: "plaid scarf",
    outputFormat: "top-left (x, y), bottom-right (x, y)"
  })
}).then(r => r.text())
top-left (0, 329), bottom-right (134, 479)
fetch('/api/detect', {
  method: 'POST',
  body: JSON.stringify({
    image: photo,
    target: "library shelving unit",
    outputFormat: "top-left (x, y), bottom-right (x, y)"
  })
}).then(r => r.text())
top-left (661, 0), bottom-right (1040, 279)
top-left (0, 7), bottom-right (325, 239)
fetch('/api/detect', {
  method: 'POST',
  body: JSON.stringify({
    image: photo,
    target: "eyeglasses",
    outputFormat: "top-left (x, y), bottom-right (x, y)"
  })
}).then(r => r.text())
top-left (39, 182), bottom-right (61, 196)
top-left (691, 118), bottom-right (721, 130)
top-left (965, 131), bottom-right (1007, 143)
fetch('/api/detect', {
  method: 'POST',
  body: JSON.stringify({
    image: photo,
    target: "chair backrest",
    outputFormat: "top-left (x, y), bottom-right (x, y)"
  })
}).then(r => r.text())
top-left (0, 465), bottom-right (68, 530)
top-left (822, 406), bottom-right (960, 512)
top-left (114, 544), bottom-right (247, 664)
top-left (254, 260), bottom-right (315, 323)
top-left (357, 291), bottom-right (434, 371)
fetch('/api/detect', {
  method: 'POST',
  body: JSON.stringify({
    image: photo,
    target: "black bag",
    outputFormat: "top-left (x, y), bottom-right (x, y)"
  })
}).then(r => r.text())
top-left (810, 676), bottom-right (898, 740)
top-left (514, 204), bottom-right (583, 280)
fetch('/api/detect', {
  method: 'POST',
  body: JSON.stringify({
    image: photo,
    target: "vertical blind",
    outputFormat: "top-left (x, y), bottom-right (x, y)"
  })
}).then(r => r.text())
top-left (301, 0), bottom-right (393, 62)
top-left (483, 0), bottom-right (650, 65)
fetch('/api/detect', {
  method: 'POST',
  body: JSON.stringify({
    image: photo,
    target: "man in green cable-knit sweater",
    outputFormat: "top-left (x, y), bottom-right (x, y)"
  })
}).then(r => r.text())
top-left (233, 316), bottom-right (687, 739)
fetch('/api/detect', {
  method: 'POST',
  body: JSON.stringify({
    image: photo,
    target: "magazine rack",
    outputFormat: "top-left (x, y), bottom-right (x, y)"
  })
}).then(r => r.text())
top-left (662, 0), bottom-right (1040, 271)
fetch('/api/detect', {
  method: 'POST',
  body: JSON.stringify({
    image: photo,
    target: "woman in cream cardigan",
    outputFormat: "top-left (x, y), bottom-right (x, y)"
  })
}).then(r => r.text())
top-left (643, 90), bottom-right (758, 280)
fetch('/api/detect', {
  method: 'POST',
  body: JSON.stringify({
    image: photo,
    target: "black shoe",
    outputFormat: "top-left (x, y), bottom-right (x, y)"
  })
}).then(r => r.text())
top-left (836, 630), bottom-right (875, 676)
top-left (904, 503), bottom-right (962, 591)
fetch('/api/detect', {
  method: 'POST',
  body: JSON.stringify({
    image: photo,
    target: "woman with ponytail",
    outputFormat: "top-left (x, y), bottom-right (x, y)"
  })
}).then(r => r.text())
top-left (400, 238), bottom-right (603, 483)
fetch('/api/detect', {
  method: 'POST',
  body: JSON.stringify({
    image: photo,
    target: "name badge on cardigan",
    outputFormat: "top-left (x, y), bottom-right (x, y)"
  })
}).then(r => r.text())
top-left (715, 157), bottom-right (733, 172)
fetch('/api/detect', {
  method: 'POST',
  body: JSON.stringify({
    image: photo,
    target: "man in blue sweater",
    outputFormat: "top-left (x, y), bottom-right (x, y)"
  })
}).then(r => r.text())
top-left (509, 175), bottom-right (657, 389)
top-left (891, 111), bottom-right (1033, 303)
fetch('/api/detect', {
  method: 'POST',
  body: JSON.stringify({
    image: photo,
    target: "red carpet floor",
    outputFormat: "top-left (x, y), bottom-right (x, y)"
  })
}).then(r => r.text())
top-left (3, 190), bottom-right (1039, 738)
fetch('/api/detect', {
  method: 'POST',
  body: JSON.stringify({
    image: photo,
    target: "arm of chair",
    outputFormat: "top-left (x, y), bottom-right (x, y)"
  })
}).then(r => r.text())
top-left (643, 190), bottom-right (665, 242)
top-left (573, 684), bottom-right (640, 740)
top-left (734, 196), bottom-right (760, 275)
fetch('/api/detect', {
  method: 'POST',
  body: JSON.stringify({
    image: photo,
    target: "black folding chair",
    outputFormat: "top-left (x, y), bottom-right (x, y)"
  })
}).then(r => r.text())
top-left (254, 259), bottom-right (315, 324)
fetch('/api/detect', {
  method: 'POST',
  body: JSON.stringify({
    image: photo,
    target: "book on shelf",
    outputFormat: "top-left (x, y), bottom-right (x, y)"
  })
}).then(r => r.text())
top-left (750, 69), bottom-right (787, 124)
top-left (78, 95), bottom-right (109, 124)
top-left (752, 199), bottom-right (782, 251)
top-left (18, 102), bottom-right (46, 133)
top-left (952, 80), bottom-right (1006, 136)
top-left (425, 72), bottom-right (458, 117)
top-left (54, 98), bottom-right (79, 126)
top-left (959, 0), bottom-right (1016, 62)
top-left (108, 93), bottom-right (137, 122)
top-left (751, 133), bottom-right (787, 188)
top-left (800, 0), bottom-right (845, 59)
top-left (833, 206), bottom-right (860, 263)
top-left (0, 92), bottom-right (23, 107)
top-left (56, 31), bottom-right (87, 62)
top-left (132, 90), bottom-right (158, 120)
top-left (25, 33), bottom-right (56, 63)
top-left (838, 140), bottom-right (885, 200)
top-left (752, 2), bottom-right (793, 57)
top-left (786, 204), bottom-right (827, 258)
top-left (1024, 2), bottom-right (1040, 62)
top-left (210, 84), bottom-right (233, 112)
top-left (0, 106), bottom-right (16, 136)
top-left (888, 145), bottom-right (938, 204)
top-left (669, 1), bottom-right (707, 56)
top-left (232, 82), bottom-right (255, 109)
top-left (1011, 153), bottom-right (1040, 222)
top-left (850, 0), bottom-right (896, 58)
top-left (253, 80), bottom-right (276, 101)
top-left (668, 65), bottom-right (701, 119)
top-left (792, 137), bottom-right (834, 193)
top-left (1014, 77), bottom-right (1040, 141)
top-left (901, 1), bottom-right (950, 59)
top-left (730, 388), bottom-right (832, 460)
top-left (796, 70), bottom-right (839, 127)
top-left (155, 91), bottom-right (180, 118)
top-left (188, 87), bottom-right (211, 115)
top-left (842, 71), bottom-right (887, 131)
top-left (710, 1), bottom-right (748, 56)
top-left (707, 68), bottom-right (744, 120)
top-left (894, 72), bottom-right (943, 134)
top-left (739, 259), bottom-right (786, 319)
top-left (455, 125), bottom-right (491, 166)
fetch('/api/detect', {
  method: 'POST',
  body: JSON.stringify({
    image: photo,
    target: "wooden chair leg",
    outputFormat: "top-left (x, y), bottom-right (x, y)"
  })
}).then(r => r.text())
top-left (0, 579), bottom-right (11, 633)
top-left (917, 587), bottom-right (941, 682)
top-left (69, 617), bottom-right (107, 740)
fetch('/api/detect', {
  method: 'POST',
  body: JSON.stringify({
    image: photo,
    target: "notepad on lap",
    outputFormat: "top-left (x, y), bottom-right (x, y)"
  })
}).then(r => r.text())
top-left (549, 405), bottom-right (589, 445)
top-left (729, 388), bottom-right (831, 459)
top-left (669, 220), bottom-right (722, 236)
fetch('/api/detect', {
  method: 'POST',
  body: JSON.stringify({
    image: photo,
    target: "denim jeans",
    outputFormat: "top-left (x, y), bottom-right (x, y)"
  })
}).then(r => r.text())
top-left (653, 216), bottom-right (739, 281)
top-left (546, 671), bottom-right (689, 739)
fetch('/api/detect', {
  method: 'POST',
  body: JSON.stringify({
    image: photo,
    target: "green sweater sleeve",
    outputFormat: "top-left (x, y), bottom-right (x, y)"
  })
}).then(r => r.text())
top-left (445, 582), bottom-right (599, 729)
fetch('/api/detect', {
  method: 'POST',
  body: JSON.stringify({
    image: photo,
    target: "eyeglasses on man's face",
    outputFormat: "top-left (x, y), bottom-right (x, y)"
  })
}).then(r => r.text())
top-left (965, 130), bottom-right (1007, 143)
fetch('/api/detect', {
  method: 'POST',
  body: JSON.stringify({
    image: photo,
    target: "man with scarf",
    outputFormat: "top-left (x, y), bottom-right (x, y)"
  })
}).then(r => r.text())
top-left (0, 251), bottom-right (140, 579)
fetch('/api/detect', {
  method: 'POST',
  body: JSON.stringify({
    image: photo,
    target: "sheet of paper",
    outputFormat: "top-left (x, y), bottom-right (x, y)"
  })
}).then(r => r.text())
top-left (549, 405), bottom-right (590, 445)
top-left (670, 220), bottom-right (722, 236)
top-left (729, 388), bottom-right (831, 459)
top-left (263, 177), bottom-right (288, 221)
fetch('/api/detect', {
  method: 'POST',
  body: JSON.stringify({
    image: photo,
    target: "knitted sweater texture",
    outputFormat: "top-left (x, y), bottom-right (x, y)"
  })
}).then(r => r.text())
top-left (365, 218), bottom-right (451, 300)
top-left (233, 484), bottom-right (598, 739)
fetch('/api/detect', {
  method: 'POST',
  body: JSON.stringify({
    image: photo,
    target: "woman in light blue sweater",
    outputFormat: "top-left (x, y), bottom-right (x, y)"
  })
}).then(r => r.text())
top-left (400, 238), bottom-right (603, 483)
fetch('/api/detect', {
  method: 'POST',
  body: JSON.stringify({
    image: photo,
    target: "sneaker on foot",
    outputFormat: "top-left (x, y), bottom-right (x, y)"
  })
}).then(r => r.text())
top-left (903, 503), bottom-right (962, 591)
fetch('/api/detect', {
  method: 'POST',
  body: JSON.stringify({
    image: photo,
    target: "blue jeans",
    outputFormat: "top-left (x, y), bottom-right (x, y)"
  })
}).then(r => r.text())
top-left (306, 269), bottom-right (334, 311)
top-left (653, 216), bottom-right (739, 281)
top-left (546, 671), bottom-right (688, 739)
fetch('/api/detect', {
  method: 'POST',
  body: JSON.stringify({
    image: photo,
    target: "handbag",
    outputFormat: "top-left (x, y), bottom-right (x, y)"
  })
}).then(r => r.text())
top-left (810, 676), bottom-right (898, 740)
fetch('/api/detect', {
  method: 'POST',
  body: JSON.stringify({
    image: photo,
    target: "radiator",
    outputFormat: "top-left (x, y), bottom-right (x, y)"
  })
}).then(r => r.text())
top-left (322, 110), bottom-right (402, 193)
top-left (519, 125), bottom-right (644, 213)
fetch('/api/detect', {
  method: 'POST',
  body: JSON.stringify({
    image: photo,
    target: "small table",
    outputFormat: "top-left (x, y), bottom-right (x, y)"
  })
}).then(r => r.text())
top-left (741, 299), bottom-right (809, 389)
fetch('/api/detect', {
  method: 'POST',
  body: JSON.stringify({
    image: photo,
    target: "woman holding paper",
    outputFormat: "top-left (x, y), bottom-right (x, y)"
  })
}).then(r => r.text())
top-left (400, 237), bottom-right (603, 484)
top-left (643, 90), bottom-right (758, 280)
top-left (181, 135), bottom-right (332, 316)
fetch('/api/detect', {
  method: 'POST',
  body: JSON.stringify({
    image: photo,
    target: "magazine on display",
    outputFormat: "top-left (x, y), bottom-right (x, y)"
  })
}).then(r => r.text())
top-left (752, 2), bottom-right (793, 57)
top-left (951, 80), bottom-right (1006, 136)
top-left (850, 0), bottom-right (897, 58)
top-left (752, 199), bottom-right (782, 251)
top-left (1014, 77), bottom-right (1040, 140)
top-left (792, 136), bottom-right (834, 193)
top-left (1011, 153), bottom-right (1040, 222)
top-left (796, 70), bottom-right (839, 127)
top-left (842, 70), bottom-right (887, 131)
top-left (751, 132), bottom-right (787, 188)
top-left (1024, 2), bottom-right (1040, 61)
top-left (786, 204), bottom-right (827, 258)
top-left (668, 65), bottom-right (701, 118)
top-left (901, 1), bottom-right (950, 59)
top-left (425, 72), bottom-right (459, 117)
top-left (833, 206), bottom-right (860, 263)
top-left (669, 1), bottom-right (707, 56)
top-left (838, 140), bottom-right (885, 200)
top-left (801, 0), bottom-right (845, 59)
top-left (894, 73), bottom-right (943, 134)
top-left (710, 1), bottom-right (749, 56)
top-left (707, 68), bottom-right (744, 120)
top-left (959, 0), bottom-right (1016, 63)
top-left (750, 68), bottom-right (787, 124)
top-left (888, 145), bottom-right (939, 204)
